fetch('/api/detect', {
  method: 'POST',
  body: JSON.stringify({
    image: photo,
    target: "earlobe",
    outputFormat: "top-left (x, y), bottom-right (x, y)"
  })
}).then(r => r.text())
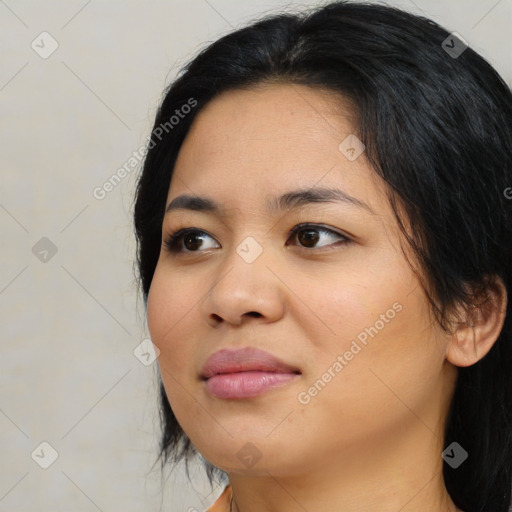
top-left (445, 277), bottom-right (508, 368)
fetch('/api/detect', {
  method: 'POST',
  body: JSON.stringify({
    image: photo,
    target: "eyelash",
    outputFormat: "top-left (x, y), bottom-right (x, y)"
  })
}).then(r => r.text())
top-left (163, 223), bottom-right (351, 254)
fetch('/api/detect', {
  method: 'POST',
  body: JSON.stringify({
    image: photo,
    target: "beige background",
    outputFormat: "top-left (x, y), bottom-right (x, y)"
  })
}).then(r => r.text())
top-left (1, 0), bottom-right (511, 510)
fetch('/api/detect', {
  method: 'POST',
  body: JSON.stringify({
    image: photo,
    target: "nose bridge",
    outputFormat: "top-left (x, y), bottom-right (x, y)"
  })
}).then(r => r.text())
top-left (201, 233), bottom-right (285, 325)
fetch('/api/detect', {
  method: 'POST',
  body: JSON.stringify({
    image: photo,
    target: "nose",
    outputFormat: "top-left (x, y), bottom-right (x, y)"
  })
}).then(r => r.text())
top-left (200, 244), bottom-right (286, 328)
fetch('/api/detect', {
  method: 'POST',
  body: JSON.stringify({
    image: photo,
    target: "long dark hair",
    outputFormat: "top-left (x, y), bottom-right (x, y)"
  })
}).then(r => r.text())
top-left (133, 2), bottom-right (512, 510)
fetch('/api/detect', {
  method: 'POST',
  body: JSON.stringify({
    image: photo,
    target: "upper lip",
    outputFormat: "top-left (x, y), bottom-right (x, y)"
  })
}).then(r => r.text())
top-left (200, 347), bottom-right (301, 379)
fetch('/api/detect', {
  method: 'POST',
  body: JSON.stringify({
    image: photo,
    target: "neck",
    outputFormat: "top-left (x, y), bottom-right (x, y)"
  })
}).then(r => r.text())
top-left (227, 424), bottom-right (459, 512)
top-left (229, 471), bottom-right (459, 512)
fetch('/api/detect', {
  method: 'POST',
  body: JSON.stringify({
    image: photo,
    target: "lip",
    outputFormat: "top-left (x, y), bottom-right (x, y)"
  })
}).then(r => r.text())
top-left (200, 347), bottom-right (301, 399)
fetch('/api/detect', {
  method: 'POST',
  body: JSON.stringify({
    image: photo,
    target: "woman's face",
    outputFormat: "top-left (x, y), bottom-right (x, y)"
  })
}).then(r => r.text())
top-left (147, 83), bottom-right (457, 477)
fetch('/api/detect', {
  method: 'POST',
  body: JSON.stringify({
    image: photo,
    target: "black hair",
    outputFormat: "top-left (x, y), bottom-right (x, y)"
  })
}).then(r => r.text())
top-left (133, 2), bottom-right (512, 510)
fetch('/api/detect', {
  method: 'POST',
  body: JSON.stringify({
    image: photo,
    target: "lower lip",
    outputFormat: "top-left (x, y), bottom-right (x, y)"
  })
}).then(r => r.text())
top-left (204, 371), bottom-right (299, 399)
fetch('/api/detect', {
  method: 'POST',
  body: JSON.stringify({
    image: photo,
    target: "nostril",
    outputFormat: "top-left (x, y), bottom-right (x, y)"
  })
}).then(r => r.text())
top-left (246, 311), bottom-right (262, 318)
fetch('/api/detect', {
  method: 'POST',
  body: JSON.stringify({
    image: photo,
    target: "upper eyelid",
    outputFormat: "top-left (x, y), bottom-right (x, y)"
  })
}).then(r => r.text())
top-left (166, 223), bottom-right (347, 240)
top-left (289, 223), bottom-right (349, 240)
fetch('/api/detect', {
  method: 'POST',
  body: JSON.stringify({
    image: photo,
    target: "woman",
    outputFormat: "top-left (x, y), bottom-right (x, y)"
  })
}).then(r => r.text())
top-left (133, 2), bottom-right (512, 511)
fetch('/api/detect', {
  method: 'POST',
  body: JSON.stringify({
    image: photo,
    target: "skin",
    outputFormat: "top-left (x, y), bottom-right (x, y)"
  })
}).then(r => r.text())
top-left (146, 83), bottom-right (507, 512)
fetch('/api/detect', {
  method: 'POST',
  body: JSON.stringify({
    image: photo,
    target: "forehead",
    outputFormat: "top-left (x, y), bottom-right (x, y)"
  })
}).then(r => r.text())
top-left (168, 83), bottom-right (386, 216)
top-left (180, 83), bottom-right (359, 156)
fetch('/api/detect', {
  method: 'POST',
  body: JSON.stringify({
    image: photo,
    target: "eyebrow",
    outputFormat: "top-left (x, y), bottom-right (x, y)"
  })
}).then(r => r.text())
top-left (165, 186), bottom-right (375, 216)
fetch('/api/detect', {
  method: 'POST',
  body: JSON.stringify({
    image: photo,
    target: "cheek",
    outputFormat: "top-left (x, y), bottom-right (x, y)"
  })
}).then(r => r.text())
top-left (147, 270), bottom-right (201, 419)
top-left (306, 265), bottom-right (407, 353)
top-left (303, 261), bottom-right (441, 398)
top-left (146, 266), bottom-right (196, 373)
top-left (306, 241), bottom-right (410, 327)
top-left (321, 291), bottom-right (443, 414)
top-left (146, 270), bottom-right (168, 348)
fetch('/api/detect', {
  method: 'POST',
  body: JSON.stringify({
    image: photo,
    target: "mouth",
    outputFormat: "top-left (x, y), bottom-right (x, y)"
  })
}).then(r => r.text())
top-left (204, 371), bottom-right (300, 399)
top-left (200, 347), bottom-right (301, 399)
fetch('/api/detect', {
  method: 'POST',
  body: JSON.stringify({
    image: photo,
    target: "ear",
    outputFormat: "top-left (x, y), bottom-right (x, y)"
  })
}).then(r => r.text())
top-left (445, 276), bottom-right (508, 367)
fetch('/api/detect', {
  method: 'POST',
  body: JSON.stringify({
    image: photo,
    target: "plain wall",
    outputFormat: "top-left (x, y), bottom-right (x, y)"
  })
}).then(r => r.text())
top-left (1, 0), bottom-right (510, 510)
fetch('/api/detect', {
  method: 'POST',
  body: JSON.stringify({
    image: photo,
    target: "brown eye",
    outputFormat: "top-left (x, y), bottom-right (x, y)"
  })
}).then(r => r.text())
top-left (288, 224), bottom-right (350, 251)
top-left (164, 229), bottom-right (218, 253)
top-left (297, 228), bottom-right (320, 248)
top-left (183, 232), bottom-right (206, 251)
